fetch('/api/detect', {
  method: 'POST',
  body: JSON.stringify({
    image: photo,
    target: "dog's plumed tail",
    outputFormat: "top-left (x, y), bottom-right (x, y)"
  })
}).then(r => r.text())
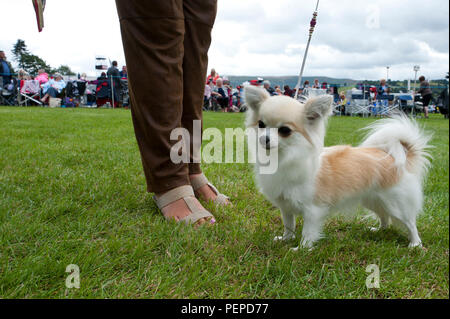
top-left (360, 114), bottom-right (432, 180)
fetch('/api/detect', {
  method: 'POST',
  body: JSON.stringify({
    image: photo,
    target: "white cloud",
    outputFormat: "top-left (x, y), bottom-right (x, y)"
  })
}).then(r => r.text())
top-left (0, 0), bottom-right (448, 80)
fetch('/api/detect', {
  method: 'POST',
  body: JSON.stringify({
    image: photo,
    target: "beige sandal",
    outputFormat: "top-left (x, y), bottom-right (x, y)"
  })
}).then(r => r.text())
top-left (190, 174), bottom-right (230, 206)
top-left (154, 185), bottom-right (216, 225)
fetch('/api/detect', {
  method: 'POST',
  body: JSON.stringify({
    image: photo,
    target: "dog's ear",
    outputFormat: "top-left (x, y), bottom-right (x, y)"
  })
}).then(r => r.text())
top-left (303, 95), bottom-right (333, 121)
top-left (244, 85), bottom-right (270, 111)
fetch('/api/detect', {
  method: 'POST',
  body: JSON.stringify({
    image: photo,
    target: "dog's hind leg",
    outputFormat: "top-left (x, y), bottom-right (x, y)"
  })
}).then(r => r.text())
top-left (363, 198), bottom-right (391, 232)
top-left (405, 219), bottom-right (422, 248)
top-left (391, 215), bottom-right (422, 248)
top-left (378, 188), bottom-right (423, 247)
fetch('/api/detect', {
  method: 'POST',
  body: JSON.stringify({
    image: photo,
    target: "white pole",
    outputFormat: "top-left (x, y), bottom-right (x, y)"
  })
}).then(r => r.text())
top-left (412, 70), bottom-right (417, 117)
top-left (294, 0), bottom-right (320, 100)
top-left (108, 58), bottom-right (115, 109)
top-left (111, 76), bottom-right (115, 109)
top-left (294, 36), bottom-right (313, 100)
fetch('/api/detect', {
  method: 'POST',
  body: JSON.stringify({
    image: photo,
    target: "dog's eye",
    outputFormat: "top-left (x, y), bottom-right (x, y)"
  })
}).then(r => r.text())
top-left (258, 120), bottom-right (266, 128)
top-left (278, 126), bottom-right (292, 137)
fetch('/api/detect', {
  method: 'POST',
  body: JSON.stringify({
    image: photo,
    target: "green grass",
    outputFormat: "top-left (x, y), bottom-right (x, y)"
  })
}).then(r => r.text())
top-left (0, 106), bottom-right (448, 299)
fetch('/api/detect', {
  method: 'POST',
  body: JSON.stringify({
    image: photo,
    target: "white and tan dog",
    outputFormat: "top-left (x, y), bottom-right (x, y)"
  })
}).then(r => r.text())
top-left (244, 86), bottom-right (431, 250)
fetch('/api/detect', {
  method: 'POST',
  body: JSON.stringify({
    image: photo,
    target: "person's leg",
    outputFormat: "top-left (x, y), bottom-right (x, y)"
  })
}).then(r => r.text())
top-left (41, 93), bottom-right (49, 103)
top-left (116, 0), bottom-right (212, 224)
top-left (48, 87), bottom-right (58, 97)
top-left (181, 0), bottom-right (216, 173)
top-left (116, 0), bottom-right (187, 193)
top-left (96, 98), bottom-right (107, 107)
top-left (181, 0), bottom-right (225, 202)
top-left (423, 94), bottom-right (431, 118)
top-left (41, 87), bottom-right (56, 103)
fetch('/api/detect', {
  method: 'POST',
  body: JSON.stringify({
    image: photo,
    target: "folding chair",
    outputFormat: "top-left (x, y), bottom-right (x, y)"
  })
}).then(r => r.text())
top-left (0, 80), bottom-right (18, 106)
top-left (395, 94), bottom-right (414, 114)
top-left (18, 80), bottom-right (43, 106)
top-left (385, 94), bottom-right (398, 115)
top-left (76, 81), bottom-right (87, 105)
top-left (350, 93), bottom-right (370, 116)
top-left (374, 94), bottom-right (395, 116)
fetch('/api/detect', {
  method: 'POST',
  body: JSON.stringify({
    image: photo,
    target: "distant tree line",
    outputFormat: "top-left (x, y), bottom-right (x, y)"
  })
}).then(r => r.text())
top-left (11, 39), bottom-right (75, 76)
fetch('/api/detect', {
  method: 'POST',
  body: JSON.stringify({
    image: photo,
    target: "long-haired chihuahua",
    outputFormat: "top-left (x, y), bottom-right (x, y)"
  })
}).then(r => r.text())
top-left (244, 85), bottom-right (431, 250)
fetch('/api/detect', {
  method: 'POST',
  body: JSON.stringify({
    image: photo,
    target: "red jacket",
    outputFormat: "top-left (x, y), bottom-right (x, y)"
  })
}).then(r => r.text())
top-left (206, 74), bottom-right (220, 85)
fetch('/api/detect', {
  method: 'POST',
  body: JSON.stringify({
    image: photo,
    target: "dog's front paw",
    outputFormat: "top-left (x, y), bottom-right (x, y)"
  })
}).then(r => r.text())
top-left (300, 238), bottom-right (315, 249)
top-left (289, 245), bottom-right (314, 252)
top-left (273, 233), bottom-right (295, 242)
top-left (273, 236), bottom-right (284, 242)
top-left (408, 241), bottom-right (423, 249)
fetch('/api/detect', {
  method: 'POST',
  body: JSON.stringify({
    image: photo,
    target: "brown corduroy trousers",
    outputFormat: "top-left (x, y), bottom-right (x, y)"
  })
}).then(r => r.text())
top-left (115, 0), bottom-right (217, 193)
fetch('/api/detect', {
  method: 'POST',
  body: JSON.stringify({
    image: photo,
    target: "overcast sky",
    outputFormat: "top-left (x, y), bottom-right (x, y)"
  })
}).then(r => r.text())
top-left (1, 0), bottom-right (448, 80)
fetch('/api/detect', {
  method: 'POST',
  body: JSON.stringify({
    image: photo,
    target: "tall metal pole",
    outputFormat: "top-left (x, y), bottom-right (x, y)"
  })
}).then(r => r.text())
top-left (111, 76), bottom-right (115, 109)
top-left (412, 65), bottom-right (420, 117)
top-left (294, 0), bottom-right (320, 100)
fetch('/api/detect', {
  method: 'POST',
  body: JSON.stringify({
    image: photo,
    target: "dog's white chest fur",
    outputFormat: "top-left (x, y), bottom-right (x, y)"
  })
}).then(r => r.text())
top-left (255, 158), bottom-right (317, 214)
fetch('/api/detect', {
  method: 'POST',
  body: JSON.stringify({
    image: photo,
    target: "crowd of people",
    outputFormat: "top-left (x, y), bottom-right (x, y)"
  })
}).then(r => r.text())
top-left (202, 68), bottom-right (440, 119)
top-left (203, 68), bottom-right (340, 113)
top-left (203, 69), bottom-right (242, 112)
top-left (0, 50), bottom-right (129, 108)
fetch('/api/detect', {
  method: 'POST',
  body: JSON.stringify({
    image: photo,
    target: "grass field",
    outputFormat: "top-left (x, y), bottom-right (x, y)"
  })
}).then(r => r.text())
top-left (0, 106), bottom-right (448, 299)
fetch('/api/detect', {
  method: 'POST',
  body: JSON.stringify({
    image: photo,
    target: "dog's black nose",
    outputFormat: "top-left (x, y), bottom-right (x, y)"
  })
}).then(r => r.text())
top-left (259, 135), bottom-right (270, 148)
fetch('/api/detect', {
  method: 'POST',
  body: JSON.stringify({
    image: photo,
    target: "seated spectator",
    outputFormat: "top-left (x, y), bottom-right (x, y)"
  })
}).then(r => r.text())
top-left (339, 93), bottom-right (347, 114)
top-left (275, 86), bottom-right (282, 96)
top-left (211, 78), bottom-right (228, 112)
top-left (263, 80), bottom-right (275, 96)
top-left (79, 73), bottom-right (88, 82)
top-left (377, 78), bottom-right (390, 116)
top-left (17, 69), bottom-right (31, 92)
top-left (35, 69), bottom-right (49, 85)
top-left (204, 80), bottom-right (212, 110)
top-left (313, 79), bottom-right (320, 88)
top-left (224, 80), bottom-right (234, 111)
top-left (120, 66), bottom-right (128, 79)
top-left (234, 85), bottom-right (242, 108)
top-left (283, 85), bottom-right (294, 97)
top-left (96, 72), bottom-right (111, 107)
top-left (41, 73), bottom-right (66, 104)
top-left (0, 50), bottom-right (14, 88)
top-left (95, 72), bottom-right (118, 108)
top-left (18, 69), bottom-right (31, 81)
top-left (206, 68), bottom-right (220, 85)
top-left (331, 84), bottom-right (339, 101)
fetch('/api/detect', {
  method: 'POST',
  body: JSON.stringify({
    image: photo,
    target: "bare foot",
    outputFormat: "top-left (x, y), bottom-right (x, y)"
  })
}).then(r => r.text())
top-left (155, 191), bottom-right (214, 226)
